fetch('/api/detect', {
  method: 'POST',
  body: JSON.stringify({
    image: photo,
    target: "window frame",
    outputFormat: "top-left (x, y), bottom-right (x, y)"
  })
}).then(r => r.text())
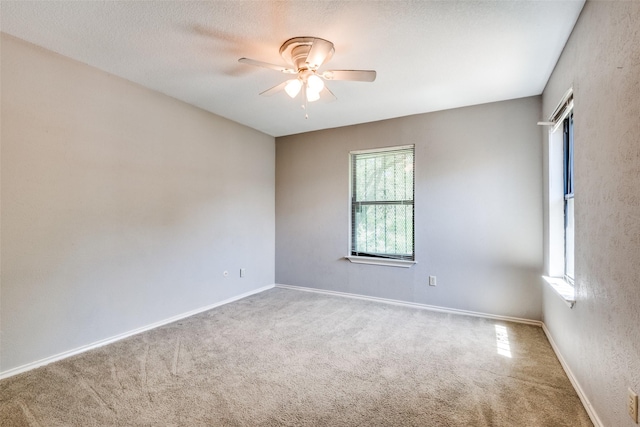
top-left (346, 145), bottom-right (416, 268)
top-left (542, 87), bottom-right (575, 307)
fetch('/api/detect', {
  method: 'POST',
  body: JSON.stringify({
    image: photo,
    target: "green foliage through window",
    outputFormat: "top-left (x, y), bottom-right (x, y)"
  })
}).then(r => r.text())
top-left (351, 146), bottom-right (414, 260)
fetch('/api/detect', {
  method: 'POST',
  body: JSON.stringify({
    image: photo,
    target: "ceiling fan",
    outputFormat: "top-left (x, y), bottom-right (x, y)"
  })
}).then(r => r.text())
top-left (239, 37), bottom-right (376, 107)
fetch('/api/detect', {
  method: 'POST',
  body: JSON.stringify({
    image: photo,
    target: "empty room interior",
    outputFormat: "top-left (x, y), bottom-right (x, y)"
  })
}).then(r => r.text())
top-left (1, 1), bottom-right (638, 426)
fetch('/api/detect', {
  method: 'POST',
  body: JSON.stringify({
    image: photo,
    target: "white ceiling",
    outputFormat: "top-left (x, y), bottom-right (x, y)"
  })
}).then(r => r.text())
top-left (1, 1), bottom-right (584, 137)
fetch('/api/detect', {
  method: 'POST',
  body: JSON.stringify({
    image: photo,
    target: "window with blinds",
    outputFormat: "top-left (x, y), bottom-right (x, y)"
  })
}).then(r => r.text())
top-left (563, 112), bottom-right (574, 284)
top-left (350, 145), bottom-right (415, 260)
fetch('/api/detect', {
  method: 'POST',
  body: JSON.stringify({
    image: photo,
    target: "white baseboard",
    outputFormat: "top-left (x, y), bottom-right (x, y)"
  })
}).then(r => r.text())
top-left (0, 284), bottom-right (274, 380)
top-left (275, 284), bottom-right (543, 326)
top-left (541, 324), bottom-right (603, 427)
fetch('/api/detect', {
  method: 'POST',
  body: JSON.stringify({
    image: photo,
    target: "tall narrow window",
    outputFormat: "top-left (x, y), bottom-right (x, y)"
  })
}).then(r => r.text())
top-left (350, 146), bottom-right (415, 261)
top-left (542, 88), bottom-right (575, 306)
top-left (563, 112), bottom-right (574, 283)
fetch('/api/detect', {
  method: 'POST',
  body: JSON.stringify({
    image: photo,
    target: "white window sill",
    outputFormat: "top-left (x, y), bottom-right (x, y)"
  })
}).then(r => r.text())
top-left (542, 276), bottom-right (575, 308)
top-left (345, 256), bottom-right (416, 268)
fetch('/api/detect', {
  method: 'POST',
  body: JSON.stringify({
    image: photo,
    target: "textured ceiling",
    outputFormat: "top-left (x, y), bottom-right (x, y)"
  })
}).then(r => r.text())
top-left (1, 1), bottom-right (584, 137)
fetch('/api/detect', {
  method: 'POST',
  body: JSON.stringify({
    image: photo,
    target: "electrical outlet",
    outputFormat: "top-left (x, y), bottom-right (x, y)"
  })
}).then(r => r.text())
top-left (240, 268), bottom-right (245, 278)
top-left (429, 276), bottom-right (437, 286)
top-left (629, 388), bottom-right (638, 423)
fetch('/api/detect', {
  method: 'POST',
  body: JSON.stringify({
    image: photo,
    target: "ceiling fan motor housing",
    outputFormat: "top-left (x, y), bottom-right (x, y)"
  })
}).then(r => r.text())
top-left (279, 37), bottom-right (334, 71)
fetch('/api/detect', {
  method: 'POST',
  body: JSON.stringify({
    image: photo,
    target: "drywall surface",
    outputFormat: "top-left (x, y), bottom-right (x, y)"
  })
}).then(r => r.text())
top-left (0, 34), bottom-right (275, 373)
top-left (276, 97), bottom-right (543, 320)
top-left (541, 1), bottom-right (640, 426)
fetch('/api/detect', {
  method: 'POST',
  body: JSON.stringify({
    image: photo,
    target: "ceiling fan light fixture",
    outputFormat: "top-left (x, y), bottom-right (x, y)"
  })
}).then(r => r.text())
top-left (306, 85), bottom-right (321, 102)
top-left (307, 74), bottom-right (325, 92)
top-left (284, 79), bottom-right (302, 98)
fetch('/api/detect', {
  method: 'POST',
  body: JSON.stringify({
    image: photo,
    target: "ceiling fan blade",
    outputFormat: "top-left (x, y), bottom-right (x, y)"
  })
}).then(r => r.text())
top-left (322, 70), bottom-right (377, 82)
top-left (259, 81), bottom-right (288, 97)
top-left (320, 86), bottom-right (337, 102)
top-left (306, 38), bottom-right (334, 69)
top-left (238, 58), bottom-right (296, 74)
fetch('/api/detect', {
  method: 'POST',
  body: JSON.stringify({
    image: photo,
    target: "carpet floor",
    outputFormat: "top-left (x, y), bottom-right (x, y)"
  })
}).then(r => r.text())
top-left (0, 287), bottom-right (592, 426)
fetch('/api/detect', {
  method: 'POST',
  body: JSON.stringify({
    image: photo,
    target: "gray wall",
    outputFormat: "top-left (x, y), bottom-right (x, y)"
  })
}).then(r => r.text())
top-left (541, 2), bottom-right (640, 426)
top-left (0, 34), bottom-right (275, 373)
top-left (276, 97), bottom-right (543, 320)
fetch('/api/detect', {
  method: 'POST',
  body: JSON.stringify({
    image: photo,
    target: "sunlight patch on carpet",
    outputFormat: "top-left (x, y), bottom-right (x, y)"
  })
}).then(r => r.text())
top-left (495, 325), bottom-right (512, 358)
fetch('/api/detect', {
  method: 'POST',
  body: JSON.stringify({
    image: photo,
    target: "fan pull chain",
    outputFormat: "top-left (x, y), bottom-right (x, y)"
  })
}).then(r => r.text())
top-left (302, 94), bottom-right (309, 119)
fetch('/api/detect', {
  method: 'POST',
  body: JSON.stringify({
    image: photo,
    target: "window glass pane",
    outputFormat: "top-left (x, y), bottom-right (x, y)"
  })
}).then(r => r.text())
top-left (565, 197), bottom-right (574, 281)
top-left (564, 113), bottom-right (574, 196)
top-left (354, 150), bottom-right (414, 202)
top-left (354, 204), bottom-right (413, 257)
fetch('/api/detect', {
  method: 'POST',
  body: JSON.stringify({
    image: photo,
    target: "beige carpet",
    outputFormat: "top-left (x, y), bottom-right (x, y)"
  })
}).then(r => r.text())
top-left (1, 287), bottom-right (592, 426)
